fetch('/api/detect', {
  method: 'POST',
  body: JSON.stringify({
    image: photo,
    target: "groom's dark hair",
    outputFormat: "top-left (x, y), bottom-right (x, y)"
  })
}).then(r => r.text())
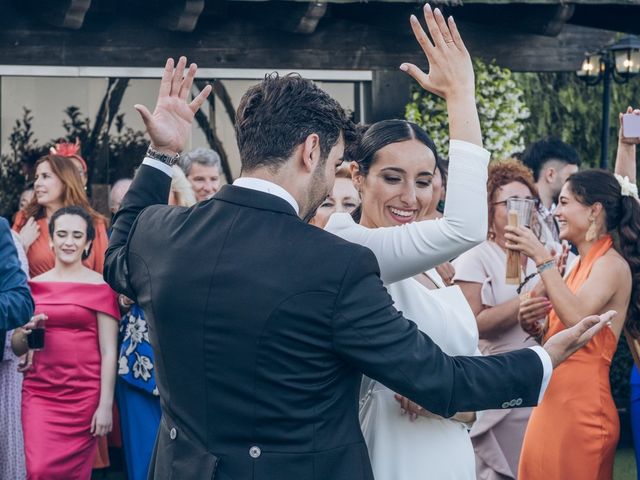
top-left (235, 73), bottom-right (354, 172)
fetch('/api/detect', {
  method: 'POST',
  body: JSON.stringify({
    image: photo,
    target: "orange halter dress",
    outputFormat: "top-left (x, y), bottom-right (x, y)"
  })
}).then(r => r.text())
top-left (518, 235), bottom-right (619, 480)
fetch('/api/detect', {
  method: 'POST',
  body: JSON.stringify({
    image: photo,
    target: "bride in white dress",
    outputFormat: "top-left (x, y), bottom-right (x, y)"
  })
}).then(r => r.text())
top-left (325, 7), bottom-right (488, 479)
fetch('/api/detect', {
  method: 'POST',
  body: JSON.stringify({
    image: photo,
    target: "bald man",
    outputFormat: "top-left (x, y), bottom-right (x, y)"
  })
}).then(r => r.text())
top-left (110, 178), bottom-right (134, 215)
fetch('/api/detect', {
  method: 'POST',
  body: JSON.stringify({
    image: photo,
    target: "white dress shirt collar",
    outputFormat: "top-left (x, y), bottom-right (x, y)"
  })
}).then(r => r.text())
top-left (233, 177), bottom-right (300, 215)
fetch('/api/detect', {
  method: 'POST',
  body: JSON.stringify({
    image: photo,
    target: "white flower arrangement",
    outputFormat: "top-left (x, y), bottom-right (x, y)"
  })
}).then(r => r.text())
top-left (406, 58), bottom-right (530, 160)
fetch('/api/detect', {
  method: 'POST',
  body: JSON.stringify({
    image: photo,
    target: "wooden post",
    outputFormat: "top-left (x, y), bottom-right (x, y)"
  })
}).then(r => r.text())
top-left (506, 210), bottom-right (521, 285)
top-left (90, 184), bottom-right (111, 219)
top-left (370, 69), bottom-right (412, 123)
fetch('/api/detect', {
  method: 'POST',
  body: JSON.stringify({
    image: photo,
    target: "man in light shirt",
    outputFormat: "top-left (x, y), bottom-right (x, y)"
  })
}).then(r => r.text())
top-left (522, 138), bottom-right (581, 243)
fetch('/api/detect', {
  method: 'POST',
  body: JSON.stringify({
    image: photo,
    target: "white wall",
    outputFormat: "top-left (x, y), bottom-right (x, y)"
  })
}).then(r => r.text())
top-left (1, 76), bottom-right (355, 181)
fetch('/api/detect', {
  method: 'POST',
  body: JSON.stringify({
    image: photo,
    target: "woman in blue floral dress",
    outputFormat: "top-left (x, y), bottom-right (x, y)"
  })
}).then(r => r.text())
top-left (116, 304), bottom-right (161, 480)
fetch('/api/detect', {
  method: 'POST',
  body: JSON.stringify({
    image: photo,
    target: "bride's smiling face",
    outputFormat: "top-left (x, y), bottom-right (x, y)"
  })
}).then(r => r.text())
top-left (355, 139), bottom-right (436, 228)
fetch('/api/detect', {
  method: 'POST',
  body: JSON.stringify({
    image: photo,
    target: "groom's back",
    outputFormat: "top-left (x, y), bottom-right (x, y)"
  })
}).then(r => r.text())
top-left (129, 185), bottom-right (376, 480)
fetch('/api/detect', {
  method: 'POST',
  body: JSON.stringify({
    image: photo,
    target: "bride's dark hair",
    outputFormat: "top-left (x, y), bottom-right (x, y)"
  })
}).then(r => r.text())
top-left (350, 119), bottom-right (439, 222)
top-left (567, 169), bottom-right (640, 336)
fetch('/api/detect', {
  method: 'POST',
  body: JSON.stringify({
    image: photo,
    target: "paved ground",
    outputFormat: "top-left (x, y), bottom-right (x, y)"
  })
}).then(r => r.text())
top-left (91, 448), bottom-right (638, 480)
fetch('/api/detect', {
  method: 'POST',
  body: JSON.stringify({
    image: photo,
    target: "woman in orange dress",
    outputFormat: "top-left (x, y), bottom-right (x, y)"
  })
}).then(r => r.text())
top-left (12, 153), bottom-right (108, 278)
top-left (505, 169), bottom-right (640, 479)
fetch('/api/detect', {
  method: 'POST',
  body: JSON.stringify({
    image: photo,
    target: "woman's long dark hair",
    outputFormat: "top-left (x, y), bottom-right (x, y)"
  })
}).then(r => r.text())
top-left (350, 119), bottom-right (439, 222)
top-left (567, 169), bottom-right (640, 336)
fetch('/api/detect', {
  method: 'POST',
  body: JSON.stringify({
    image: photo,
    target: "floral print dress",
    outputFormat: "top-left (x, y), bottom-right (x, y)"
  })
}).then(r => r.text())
top-left (117, 304), bottom-right (162, 480)
top-left (118, 305), bottom-right (158, 396)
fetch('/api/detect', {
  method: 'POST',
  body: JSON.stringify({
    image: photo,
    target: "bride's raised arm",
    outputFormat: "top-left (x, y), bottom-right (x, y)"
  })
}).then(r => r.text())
top-left (326, 6), bottom-right (489, 285)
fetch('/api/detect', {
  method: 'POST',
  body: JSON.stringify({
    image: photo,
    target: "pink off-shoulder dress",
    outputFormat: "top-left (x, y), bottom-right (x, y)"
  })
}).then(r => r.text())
top-left (21, 281), bottom-right (119, 480)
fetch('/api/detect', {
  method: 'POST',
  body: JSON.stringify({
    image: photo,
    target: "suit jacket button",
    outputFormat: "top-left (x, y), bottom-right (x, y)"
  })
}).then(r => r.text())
top-left (516, 398), bottom-right (523, 406)
top-left (509, 399), bottom-right (517, 407)
top-left (169, 428), bottom-right (177, 440)
top-left (501, 402), bottom-right (509, 409)
top-left (249, 446), bottom-right (261, 458)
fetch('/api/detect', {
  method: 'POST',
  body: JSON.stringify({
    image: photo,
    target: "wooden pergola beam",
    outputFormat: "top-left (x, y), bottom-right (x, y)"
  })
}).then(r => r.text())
top-left (293, 2), bottom-right (327, 34)
top-left (24, 0), bottom-right (92, 29)
top-left (241, 1), bottom-right (328, 34)
top-left (156, 0), bottom-right (205, 32)
top-left (0, 13), bottom-right (616, 72)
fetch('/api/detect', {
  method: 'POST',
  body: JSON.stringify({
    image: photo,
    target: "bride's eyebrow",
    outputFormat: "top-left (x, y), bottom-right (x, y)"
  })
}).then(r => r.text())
top-left (379, 167), bottom-right (434, 177)
top-left (380, 167), bottom-right (405, 174)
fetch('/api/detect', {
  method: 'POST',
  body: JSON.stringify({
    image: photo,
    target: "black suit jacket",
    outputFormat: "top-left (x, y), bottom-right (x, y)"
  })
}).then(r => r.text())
top-left (105, 165), bottom-right (544, 480)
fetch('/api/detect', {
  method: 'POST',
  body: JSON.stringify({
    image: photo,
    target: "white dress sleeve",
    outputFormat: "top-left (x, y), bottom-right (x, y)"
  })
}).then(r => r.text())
top-left (325, 140), bottom-right (490, 284)
top-left (10, 230), bottom-right (29, 277)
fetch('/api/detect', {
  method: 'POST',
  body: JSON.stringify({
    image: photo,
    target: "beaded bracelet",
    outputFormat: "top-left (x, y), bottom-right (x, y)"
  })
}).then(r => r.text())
top-left (536, 259), bottom-right (556, 274)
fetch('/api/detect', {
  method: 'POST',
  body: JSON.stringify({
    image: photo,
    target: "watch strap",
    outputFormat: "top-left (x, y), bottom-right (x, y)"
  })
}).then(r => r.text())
top-left (146, 146), bottom-right (180, 166)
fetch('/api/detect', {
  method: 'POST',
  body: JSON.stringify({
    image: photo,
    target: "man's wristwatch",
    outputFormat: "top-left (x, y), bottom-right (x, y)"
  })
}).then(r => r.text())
top-left (146, 145), bottom-right (180, 166)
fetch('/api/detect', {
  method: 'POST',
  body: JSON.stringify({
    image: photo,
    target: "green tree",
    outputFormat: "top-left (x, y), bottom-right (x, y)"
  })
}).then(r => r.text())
top-left (0, 109), bottom-right (47, 220)
top-left (514, 72), bottom-right (640, 168)
top-left (406, 58), bottom-right (530, 160)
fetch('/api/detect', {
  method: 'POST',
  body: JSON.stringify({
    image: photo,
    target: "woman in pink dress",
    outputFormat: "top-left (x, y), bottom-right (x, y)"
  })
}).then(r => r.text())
top-left (12, 205), bottom-right (119, 480)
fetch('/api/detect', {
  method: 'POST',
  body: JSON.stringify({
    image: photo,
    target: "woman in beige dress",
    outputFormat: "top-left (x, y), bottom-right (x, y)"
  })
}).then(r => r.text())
top-left (454, 159), bottom-right (546, 480)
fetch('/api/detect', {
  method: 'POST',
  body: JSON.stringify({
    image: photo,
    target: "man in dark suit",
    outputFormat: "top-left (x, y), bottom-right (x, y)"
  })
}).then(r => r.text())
top-left (0, 217), bottom-right (33, 360)
top-left (105, 8), bottom-right (612, 480)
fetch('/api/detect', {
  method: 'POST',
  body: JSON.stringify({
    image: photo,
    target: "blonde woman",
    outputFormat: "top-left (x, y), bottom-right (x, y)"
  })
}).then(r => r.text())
top-left (170, 165), bottom-right (197, 207)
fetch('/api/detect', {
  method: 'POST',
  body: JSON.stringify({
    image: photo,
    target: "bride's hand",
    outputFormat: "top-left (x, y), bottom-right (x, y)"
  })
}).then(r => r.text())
top-left (400, 4), bottom-right (481, 147)
top-left (394, 394), bottom-right (439, 421)
top-left (400, 4), bottom-right (474, 101)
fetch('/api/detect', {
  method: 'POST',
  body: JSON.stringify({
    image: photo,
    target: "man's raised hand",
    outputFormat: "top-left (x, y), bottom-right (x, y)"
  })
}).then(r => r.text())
top-left (543, 311), bottom-right (616, 368)
top-left (135, 57), bottom-right (212, 156)
top-left (400, 4), bottom-right (474, 101)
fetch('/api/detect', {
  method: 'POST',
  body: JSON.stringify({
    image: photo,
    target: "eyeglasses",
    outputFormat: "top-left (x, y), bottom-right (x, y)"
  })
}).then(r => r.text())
top-left (492, 196), bottom-right (540, 208)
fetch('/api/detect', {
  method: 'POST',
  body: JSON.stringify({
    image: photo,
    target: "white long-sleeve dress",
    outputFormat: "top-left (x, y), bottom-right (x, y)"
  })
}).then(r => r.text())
top-left (325, 139), bottom-right (490, 480)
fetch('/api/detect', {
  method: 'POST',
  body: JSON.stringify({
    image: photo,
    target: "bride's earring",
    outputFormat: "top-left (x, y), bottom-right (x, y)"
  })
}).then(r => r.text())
top-left (585, 217), bottom-right (598, 242)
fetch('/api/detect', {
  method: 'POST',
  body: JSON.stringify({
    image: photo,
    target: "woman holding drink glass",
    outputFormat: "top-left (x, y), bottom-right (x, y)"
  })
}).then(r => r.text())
top-left (507, 168), bottom-right (640, 479)
top-left (12, 206), bottom-right (119, 480)
top-left (453, 159), bottom-right (548, 480)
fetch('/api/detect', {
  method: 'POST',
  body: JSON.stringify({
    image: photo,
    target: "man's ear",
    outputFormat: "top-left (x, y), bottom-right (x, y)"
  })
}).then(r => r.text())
top-left (544, 166), bottom-right (557, 184)
top-left (301, 134), bottom-right (321, 172)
